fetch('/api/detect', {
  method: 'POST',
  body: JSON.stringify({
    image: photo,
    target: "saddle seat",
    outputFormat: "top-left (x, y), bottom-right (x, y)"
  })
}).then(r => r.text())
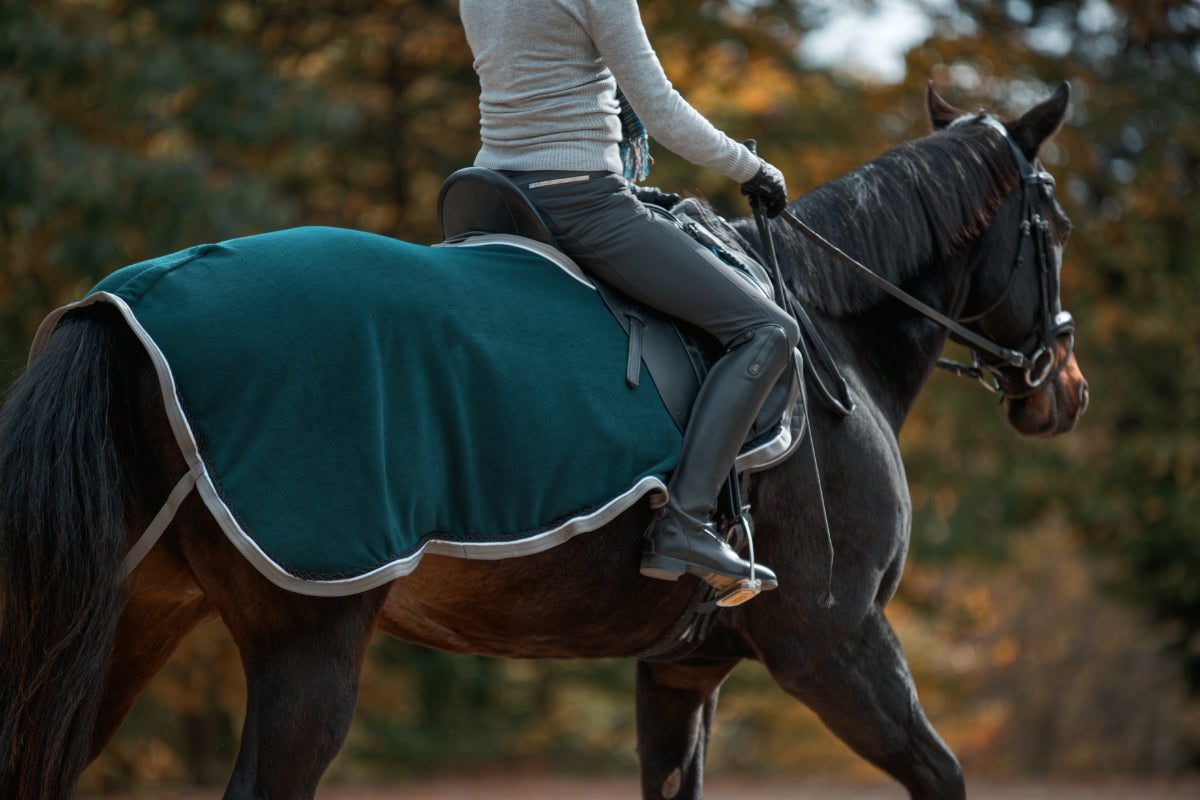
top-left (436, 167), bottom-right (803, 475)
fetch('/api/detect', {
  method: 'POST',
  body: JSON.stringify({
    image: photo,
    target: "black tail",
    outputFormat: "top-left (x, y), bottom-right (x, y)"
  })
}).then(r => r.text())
top-left (0, 306), bottom-right (133, 800)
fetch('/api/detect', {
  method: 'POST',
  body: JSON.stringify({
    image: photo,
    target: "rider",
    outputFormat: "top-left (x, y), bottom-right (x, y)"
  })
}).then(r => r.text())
top-left (458, 0), bottom-right (800, 605)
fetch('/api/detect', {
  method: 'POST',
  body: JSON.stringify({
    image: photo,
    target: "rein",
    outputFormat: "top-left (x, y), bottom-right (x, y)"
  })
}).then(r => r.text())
top-left (770, 116), bottom-right (1074, 401)
top-left (778, 208), bottom-right (1029, 369)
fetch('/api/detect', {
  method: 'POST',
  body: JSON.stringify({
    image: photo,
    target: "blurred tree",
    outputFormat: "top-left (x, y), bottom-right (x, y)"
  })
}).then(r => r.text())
top-left (342, 641), bottom-right (638, 779)
top-left (0, 0), bottom-right (477, 376)
top-left (895, 0), bottom-right (1200, 700)
top-left (0, 0), bottom-right (347, 375)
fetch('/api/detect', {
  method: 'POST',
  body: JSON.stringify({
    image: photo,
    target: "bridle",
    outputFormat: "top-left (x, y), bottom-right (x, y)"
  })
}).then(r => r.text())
top-left (760, 114), bottom-right (1076, 403)
top-left (742, 115), bottom-right (1076, 608)
top-left (939, 115), bottom-right (1076, 400)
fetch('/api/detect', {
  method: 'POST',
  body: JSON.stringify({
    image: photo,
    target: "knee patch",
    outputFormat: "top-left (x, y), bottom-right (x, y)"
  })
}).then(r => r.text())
top-left (734, 324), bottom-right (793, 379)
top-left (779, 315), bottom-right (801, 349)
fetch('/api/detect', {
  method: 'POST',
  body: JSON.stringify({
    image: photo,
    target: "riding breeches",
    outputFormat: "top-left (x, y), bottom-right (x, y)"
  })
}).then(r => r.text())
top-left (508, 169), bottom-right (800, 525)
top-left (505, 171), bottom-right (800, 352)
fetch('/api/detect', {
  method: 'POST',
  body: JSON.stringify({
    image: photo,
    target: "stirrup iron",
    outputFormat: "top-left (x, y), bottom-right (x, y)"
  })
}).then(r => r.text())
top-left (714, 509), bottom-right (764, 607)
top-left (714, 578), bottom-right (763, 607)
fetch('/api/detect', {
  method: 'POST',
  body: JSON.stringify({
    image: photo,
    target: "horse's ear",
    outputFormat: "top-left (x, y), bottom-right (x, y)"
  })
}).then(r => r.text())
top-left (926, 81), bottom-right (965, 131)
top-left (1010, 82), bottom-right (1070, 159)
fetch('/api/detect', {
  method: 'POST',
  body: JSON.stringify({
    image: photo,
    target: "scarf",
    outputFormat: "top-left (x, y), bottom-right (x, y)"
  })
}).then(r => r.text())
top-left (616, 86), bottom-right (651, 183)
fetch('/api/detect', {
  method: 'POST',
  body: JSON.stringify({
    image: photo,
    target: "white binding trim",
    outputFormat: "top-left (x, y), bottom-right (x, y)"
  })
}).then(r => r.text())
top-left (123, 466), bottom-right (200, 576)
top-left (32, 293), bottom-right (212, 577)
top-left (33, 277), bottom-right (798, 595)
top-left (31, 293), bottom-right (674, 595)
top-left (435, 233), bottom-right (595, 289)
top-left (207, 474), bottom-right (669, 597)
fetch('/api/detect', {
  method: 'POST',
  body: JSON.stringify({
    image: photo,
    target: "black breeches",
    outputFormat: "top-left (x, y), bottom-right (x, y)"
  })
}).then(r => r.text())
top-left (506, 170), bottom-right (800, 351)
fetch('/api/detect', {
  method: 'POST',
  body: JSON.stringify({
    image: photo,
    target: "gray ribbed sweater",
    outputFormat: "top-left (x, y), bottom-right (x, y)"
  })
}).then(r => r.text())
top-left (459, 0), bottom-right (760, 183)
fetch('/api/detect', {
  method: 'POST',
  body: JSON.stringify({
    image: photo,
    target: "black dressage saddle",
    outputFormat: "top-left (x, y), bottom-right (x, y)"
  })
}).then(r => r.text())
top-left (436, 167), bottom-right (798, 456)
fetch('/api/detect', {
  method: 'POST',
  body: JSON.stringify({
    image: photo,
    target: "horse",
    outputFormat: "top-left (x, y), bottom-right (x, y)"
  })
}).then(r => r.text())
top-left (0, 83), bottom-right (1088, 800)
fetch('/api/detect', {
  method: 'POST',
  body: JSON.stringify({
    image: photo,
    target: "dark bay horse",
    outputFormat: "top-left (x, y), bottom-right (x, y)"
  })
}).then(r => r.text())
top-left (0, 85), bottom-right (1087, 800)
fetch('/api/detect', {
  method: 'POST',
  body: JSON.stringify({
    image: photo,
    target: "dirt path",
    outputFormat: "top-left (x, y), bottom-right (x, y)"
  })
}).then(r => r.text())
top-left (91, 774), bottom-right (1200, 799)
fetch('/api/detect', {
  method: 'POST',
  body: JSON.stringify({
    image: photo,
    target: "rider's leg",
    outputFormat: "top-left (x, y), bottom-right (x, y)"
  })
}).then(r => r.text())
top-left (513, 172), bottom-right (800, 601)
top-left (640, 322), bottom-right (792, 590)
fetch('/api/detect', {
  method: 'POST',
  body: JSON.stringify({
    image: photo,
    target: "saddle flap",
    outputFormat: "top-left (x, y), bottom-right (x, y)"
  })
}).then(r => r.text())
top-left (438, 167), bottom-right (558, 248)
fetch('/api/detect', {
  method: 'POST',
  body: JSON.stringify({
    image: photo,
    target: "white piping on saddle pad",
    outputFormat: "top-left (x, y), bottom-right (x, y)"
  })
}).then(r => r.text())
top-left (736, 351), bottom-right (804, 475)
top-left (435, 233), bottom-right (596, 289)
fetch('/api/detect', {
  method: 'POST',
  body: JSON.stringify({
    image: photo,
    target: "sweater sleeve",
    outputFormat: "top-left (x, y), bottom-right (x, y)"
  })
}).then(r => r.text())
top-left (581, 0), bottom-right (761, 184)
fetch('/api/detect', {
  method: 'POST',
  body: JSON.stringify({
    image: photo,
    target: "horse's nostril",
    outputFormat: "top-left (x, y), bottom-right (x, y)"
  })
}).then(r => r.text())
top-left (1077, 380), bottom-right (1090, 414)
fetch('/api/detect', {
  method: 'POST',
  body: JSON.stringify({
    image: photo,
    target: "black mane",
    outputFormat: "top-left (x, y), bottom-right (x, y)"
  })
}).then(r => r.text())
top-left (734, 118), bottom-right (1019, 317)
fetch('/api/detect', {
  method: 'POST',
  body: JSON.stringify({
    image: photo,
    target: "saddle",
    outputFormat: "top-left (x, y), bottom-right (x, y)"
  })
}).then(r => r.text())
top-left (436, 167), bottom-right (803, 475)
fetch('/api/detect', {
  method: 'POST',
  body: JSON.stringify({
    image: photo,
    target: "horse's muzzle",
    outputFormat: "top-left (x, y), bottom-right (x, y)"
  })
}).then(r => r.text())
top-left (1003, 335), bottom-right (1088, 437)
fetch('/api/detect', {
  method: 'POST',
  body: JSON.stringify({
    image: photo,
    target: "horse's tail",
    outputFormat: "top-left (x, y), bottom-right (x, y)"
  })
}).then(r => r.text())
top-left (0, 305), bottom-right (132, 800)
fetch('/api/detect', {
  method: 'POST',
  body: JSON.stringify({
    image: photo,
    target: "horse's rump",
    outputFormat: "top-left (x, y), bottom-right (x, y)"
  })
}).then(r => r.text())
top-left (31, 226), bottom-right (692, 595)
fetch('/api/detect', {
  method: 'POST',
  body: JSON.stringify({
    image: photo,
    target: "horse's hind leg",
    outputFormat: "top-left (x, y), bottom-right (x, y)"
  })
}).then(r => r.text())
top-left (89, 532), bottom-right (216, 761)
top-left (763, 605), bottom-right (965, 800)
top-left (182, 533), bottom-right (389, 800)
top-left (635, 657), bottom-right (739, 800)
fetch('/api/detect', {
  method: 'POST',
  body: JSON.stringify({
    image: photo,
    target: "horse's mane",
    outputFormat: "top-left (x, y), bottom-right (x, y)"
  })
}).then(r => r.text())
top-left (722, 118), bottom-right (1019, 317)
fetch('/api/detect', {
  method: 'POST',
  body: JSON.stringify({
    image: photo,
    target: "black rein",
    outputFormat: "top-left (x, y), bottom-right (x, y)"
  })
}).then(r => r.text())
top-left (769, 115), bottom-right (1075, 401)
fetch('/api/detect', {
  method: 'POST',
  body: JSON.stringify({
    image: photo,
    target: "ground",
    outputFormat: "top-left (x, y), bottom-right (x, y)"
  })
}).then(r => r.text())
top-left (92, 774), bottom-right (1200, 799)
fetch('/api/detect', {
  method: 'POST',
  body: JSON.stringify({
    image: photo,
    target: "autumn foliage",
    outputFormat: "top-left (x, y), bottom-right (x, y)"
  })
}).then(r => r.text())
top-left (1, 0), bottom-right (1197, 788)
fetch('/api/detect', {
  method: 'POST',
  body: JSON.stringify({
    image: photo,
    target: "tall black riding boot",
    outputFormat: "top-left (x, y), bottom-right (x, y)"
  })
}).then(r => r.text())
top-left (640, 324), bottom-right (792, 606)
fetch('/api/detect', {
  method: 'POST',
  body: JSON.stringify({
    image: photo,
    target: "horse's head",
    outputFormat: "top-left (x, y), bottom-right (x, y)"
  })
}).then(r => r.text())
top-left (928, 83), bottom-right (1089, 437)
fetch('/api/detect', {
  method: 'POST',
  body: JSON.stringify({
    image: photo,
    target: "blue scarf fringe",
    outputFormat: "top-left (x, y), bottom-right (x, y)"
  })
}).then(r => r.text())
top-left (616, 86), bottom-right (651, 183)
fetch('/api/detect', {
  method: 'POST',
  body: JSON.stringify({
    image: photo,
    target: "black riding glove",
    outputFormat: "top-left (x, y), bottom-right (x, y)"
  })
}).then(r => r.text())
top-left (741, 159), bottom-right (788, 218)
top-left (632, 185), bottom-right (682, 209)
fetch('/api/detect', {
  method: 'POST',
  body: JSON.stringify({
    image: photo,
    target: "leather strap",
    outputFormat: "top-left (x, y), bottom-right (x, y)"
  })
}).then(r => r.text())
top-left (625, 310), bottom-right (645, 387)
top-left (779, 208), bottom-right (1031, 370)
top-left (122, 465), bottom-right (200, 577)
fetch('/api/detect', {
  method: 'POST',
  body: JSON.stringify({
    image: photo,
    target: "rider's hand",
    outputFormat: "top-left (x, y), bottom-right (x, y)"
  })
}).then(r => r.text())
top-left (631, 185), bottom-right (682, 209)
top-left (741, 159), bottom-right (788, 219)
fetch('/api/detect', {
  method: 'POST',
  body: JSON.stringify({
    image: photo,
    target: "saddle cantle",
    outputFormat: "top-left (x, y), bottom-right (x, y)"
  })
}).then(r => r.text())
top-left (436, 167), bottom-right (803, 474)
top-left (438, 167), bottom-right (558, 248)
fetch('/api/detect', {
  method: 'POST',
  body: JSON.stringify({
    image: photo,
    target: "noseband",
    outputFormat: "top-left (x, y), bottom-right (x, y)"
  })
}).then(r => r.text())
top-left (940, 115), bottom-right (1076, 400)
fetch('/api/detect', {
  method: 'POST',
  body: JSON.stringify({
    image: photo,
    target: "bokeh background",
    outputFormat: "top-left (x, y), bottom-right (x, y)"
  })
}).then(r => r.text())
top-left (2, 0), bottom-right (1198, 792)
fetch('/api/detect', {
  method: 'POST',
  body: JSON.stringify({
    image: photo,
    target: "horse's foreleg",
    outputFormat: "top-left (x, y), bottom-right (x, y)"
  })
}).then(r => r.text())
top-left (182, 533), bottom-right (389, 800)
top-left (635, 657), bottom-right (739, 800)
top-left (765, 605), bottom-right (965, 800)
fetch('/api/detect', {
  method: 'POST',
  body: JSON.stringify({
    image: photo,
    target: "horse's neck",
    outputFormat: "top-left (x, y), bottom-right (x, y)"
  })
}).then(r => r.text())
top-left (840, 281), bottom-right (954, 432)
top-left (778, 192), bottom-right (969, 431)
